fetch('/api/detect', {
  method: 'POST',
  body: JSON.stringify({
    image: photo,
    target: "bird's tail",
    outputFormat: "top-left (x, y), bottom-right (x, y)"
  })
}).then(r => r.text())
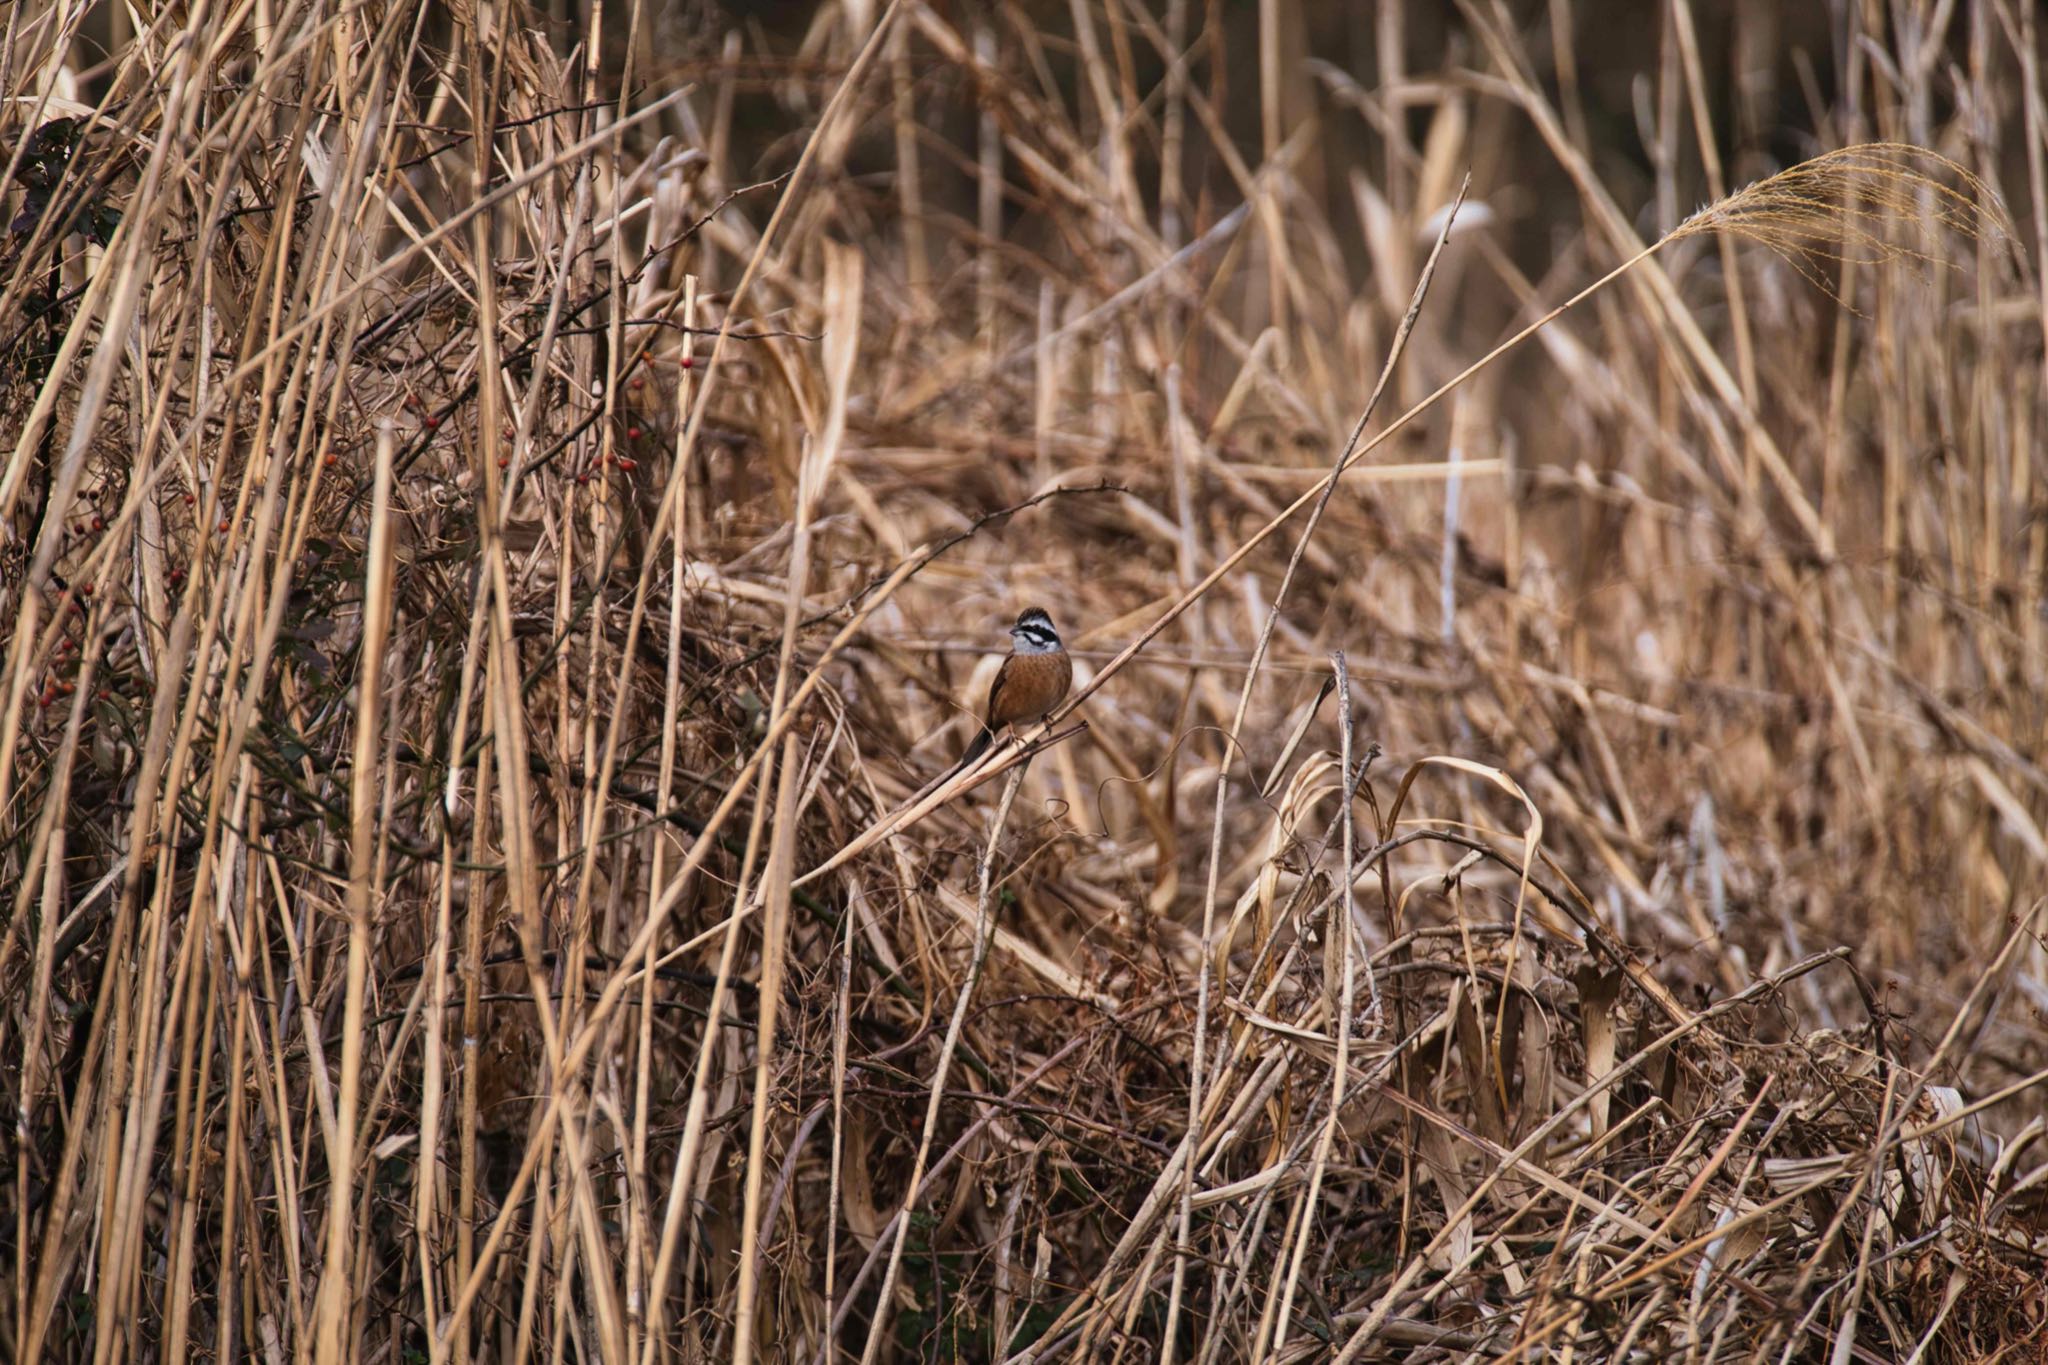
top-left (955, 724), bottom-right (995, 772)
top-left (905, 724), bottom-right (998, 807)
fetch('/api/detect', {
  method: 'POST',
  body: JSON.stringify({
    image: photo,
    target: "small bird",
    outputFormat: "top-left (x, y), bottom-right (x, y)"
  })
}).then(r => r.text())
top-left (956, 607), bottom-right (1072, 769)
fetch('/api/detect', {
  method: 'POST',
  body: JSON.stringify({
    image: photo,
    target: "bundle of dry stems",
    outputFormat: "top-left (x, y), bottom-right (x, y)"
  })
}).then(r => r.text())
top-left (1, 0), bottom-right (2046, 1361)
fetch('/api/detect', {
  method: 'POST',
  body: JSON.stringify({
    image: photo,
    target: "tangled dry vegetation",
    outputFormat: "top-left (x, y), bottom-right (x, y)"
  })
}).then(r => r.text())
top-left (4, 0), bottom-right (2048, 1360)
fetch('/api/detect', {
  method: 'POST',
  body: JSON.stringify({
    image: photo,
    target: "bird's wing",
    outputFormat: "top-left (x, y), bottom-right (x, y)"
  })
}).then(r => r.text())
top-left (981, 665), bottom-right (1010, 727)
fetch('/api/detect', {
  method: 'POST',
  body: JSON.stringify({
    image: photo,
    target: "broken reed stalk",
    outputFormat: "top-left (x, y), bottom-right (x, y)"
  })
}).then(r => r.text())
top-left (1269, 650), bottom-right (1362, 1352)
top-left (731, 730), bottom-right (802, 1365)
top-left (313, 427), bottom-right (394, 1359)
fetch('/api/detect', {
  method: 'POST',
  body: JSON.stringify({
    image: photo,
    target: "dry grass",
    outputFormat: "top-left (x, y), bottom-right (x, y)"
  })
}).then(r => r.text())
top-left (3, 0), bottom-right (2047, 1361)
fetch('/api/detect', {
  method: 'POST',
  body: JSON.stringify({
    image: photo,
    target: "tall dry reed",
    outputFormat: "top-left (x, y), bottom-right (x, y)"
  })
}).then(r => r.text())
top-left (2, 1), bottom-right (2045, 1361)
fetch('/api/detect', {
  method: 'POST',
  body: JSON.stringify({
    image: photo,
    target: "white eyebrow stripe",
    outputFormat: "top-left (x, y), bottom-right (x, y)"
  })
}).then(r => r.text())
top-left (1011, 622), bottom-right (1062, 652)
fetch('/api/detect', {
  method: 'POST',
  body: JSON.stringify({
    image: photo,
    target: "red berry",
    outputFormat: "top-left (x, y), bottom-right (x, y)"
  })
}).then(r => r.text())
top-left (59, 681), bottom-right (74, 695)
top-left (629, 375), bottom-right (644, 390)
top-left (617, 457), bottom-right (637, 472)
top-left (424, 415), bottom-right (441, 430)
top-left (627, 426), bottom-right (642, 440)
top-left (92, 515), bottom-right (104, 531)
top-left (497, 456), bottom-right (509, 469)
top-left (183, 493), bottom-right (196, 506)
top-left (679, 356), bottom-right (694, 370)
top-left (80, 583), bottom-right (93, 597)
top-left (97, 689), bottom-right (110, 700)
top-left (576, 471), bottom-right (590, 486)
top-left (218, 519), bottom-right (230, 533)
top-left (324, 453), bottom-right (338, 468)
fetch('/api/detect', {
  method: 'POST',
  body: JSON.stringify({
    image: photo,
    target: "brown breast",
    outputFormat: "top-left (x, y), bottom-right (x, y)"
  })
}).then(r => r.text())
top-left (988, 650), bottom-right (1073, 727)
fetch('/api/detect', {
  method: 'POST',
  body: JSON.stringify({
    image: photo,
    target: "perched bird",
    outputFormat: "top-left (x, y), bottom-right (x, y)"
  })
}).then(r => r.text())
top-left (956, 607), bottom-right (1072, 769)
